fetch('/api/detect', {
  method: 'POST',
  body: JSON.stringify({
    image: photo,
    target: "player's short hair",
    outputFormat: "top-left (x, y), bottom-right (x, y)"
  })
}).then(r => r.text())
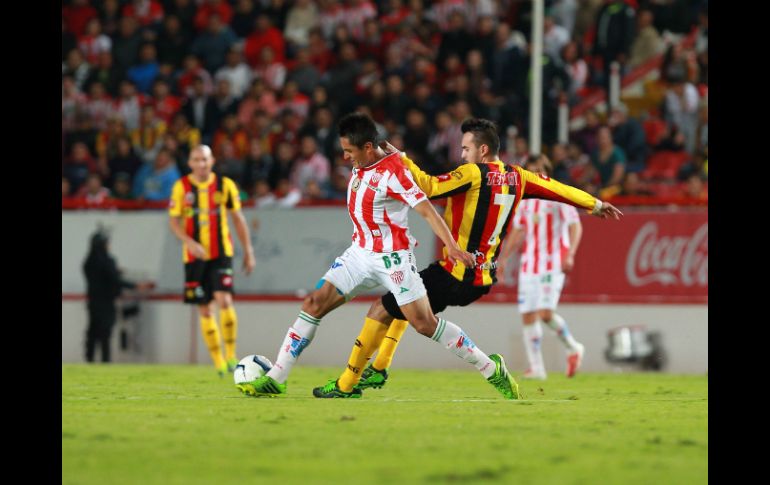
top-left (338, 112), bottom-right (379, 148)
top-left (461, 118), bottom-right (500, 156)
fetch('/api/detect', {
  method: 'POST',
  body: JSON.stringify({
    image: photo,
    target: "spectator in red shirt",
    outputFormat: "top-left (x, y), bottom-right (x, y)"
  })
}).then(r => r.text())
top-left (194, 0), bottom-right (234, 32)
top-left (244, 14), bottom-right (286, 66)
top-left (63, 0), bottom-right (98, 38)
top-left (122, 0), bottom-right (164, 29)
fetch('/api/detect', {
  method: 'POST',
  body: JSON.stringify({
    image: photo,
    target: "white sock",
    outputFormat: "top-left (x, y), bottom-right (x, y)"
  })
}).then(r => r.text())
top-left (522, 322), bottom-right (545, 374)
top-left (544, 313), bottom-right (580, 352)
top-left (431, 318), bottom-right (496, 379)
top-left (267, 311), bottom-right (320, 383)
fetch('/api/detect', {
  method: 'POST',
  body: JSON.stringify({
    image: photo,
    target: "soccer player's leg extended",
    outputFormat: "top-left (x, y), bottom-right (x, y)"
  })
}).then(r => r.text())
top-left (400, 296), bottom-right (520, 400)
top-left (244, 281), bottom-right (346, 396)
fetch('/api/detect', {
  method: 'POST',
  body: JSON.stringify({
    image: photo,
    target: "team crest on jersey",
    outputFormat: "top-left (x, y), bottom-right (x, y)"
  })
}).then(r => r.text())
top-left (213, 191), bottom-right (223, 204)
top-left (390, 271), bottom-right (404, 284)
top-left (351, 178), bottom-right (361, 192)
top-left (370, 172), bottom-right (383, 184)
top-left (184, 192), bottom-right (195, 203)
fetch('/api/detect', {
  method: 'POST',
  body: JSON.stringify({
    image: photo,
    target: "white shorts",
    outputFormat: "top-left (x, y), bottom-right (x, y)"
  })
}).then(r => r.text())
top-left (322, 244), bottom-right (427, 307)
top-left (517, 272), bottom-right (566, 313)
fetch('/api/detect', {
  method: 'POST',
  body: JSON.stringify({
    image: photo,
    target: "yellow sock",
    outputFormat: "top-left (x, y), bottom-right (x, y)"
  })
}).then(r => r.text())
top-left (200, 314), bottom-right (226, 370)
top-left (338, 317), bottom-right (388, 392)
top-left (220, 306), bottom-right (238, 362)
top-left (373, 319), bottom-right (409, 371)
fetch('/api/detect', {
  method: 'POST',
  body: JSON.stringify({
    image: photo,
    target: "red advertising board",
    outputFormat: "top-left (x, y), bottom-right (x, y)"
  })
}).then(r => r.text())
top-left (487, 209), bottom-right (708, 304)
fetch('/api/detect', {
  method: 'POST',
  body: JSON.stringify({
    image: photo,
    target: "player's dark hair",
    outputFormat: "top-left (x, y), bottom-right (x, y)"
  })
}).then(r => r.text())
top-left (338, 112), bottom-right (379, 148)
top-left (526, 153), bottom-right (553, 176)
top-left (460, 118), bottom-right (500, 156)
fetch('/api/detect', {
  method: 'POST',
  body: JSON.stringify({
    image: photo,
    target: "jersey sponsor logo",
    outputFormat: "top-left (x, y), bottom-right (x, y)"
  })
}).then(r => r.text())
top-left (365, 181), bottom-right (382, 192)
top-left (451, 170), bottom-right (462, 179)
top-left (351, 178), bottom-right (361, 192)
top-left (486, 171), bottom-right (520, 186)
top-left (390, 271), bottom-right (404, 284)
top-left (437, 173), bottom-right (452, 182)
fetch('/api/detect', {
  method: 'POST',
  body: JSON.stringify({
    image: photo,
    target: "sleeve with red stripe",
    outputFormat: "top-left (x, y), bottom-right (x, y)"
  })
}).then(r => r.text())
top-left (401, 154), bottom-right (478, 199)
top-left (518, 167), bottom-right (596, 212)
top-left (168, 180), bottom-right (184, 217)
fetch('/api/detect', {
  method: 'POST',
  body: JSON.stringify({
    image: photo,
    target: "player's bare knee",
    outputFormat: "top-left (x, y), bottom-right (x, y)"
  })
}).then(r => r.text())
top-left (301, 291), bottom-right (331, 318)
top-left (198, 305), bottom-right (212, 318)
top-left (539, 310), bottom-right (553, 322)
top-left (366, 300), bottom-right (394, 325)
top-left (409, 314), bottom-right (437, 337)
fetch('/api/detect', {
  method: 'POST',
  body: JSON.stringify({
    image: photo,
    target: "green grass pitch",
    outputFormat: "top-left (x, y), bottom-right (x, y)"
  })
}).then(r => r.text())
top-left (62, 365), bottom-right (707, 485)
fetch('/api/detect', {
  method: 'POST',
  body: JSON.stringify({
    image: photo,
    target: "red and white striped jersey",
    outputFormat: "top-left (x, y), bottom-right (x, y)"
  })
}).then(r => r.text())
top-left (347, 152), bottom-right (427, 253)
top-left (514, 199), bottom-right (580, 275)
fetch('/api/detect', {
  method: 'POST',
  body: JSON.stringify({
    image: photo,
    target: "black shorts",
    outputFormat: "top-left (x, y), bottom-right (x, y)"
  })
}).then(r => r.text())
top-left (381, 262), bottom-right (491, 320)
top-left (184, 257), bottom-right (234, 304)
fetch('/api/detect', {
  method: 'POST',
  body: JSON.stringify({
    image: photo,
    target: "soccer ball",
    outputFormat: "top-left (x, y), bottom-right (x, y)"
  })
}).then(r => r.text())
top-left (233, 354), bottom-right (273, 384)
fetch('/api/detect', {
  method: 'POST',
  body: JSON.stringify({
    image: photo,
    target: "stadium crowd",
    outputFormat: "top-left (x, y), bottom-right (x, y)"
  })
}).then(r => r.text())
top-left (62, 0), bottom-right (708, 207)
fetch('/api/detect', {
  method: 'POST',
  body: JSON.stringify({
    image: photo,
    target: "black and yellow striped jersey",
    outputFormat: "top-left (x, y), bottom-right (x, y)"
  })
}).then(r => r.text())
top-left (168, 174), bottom-right (241, 263)
top-left (402, 155), bottom-right (597, 286)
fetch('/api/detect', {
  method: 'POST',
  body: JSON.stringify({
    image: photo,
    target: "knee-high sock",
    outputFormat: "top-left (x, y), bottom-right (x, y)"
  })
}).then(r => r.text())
top-left (266, 311), bottom-right (321, 384)
top-left (430, 318), bottom-right (496, 379)
top-left (200, 314), bottom-right (226, 370)
top-left (220, 306), bottom-right (238, 361)
top-left (522, 322), bottom-right (545, 374)
top-left (372, 318), bottom-right (409, 371)
top-left (337, 317), bottom-right (389, 392)
top-left (544, 313), bottom-right (580, 352)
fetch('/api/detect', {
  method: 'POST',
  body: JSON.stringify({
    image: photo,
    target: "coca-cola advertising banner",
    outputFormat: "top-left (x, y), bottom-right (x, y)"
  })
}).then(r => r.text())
top-left (490, 210), bottom-right (708, 304)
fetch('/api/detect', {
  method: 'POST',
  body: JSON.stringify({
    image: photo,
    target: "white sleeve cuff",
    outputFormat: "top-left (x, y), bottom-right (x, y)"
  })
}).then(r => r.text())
top-left (591, 199), bottom-right (603, 215)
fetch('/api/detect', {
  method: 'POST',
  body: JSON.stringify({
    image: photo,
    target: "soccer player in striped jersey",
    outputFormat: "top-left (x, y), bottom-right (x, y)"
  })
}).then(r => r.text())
top-left (168, 145), bottom-right (256, 377)
top-left (320, 118), bottom-right (621, 395)
top-left (240, 112), bottom-right (520, 399)
top-left (499, 154), bottom-right (585, 379)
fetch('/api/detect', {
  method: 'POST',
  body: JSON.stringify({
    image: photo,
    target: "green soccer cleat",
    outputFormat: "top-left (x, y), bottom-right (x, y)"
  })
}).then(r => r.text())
top-left (354, 364), bottom-right (389, 390)
top-left (237, 375), bottom-right (287, 397)
top-left (487, 354), bottom-right (521, 400)
top-left (226, 358), bottom-right (239, 373)
top-left (313, 379), bottom-right (363, 398)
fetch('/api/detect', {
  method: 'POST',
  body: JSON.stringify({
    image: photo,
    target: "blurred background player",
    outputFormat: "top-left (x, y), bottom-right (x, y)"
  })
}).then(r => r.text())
top-left (168, 145), bottom-right (255, 377)
top-left (82, 227), bottom-right (153, 363)
top-left (498, 154), bottom-right (585, 379)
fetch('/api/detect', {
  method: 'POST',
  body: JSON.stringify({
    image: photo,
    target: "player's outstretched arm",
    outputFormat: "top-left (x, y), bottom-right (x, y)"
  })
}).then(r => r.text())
top-left (413, 200), bottom-right (475, 268)
top-left (231, 210), bottom-right (256, 275)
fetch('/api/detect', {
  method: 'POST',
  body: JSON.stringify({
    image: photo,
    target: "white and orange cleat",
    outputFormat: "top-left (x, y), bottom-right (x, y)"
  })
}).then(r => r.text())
top-left (566, 343), bottom-right (585, 378)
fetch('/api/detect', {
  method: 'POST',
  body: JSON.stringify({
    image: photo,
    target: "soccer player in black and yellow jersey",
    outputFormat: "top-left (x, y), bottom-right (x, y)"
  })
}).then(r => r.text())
top-left (315, 118), bottom-right (622, 397)
top-left (168, 145), bottom-right (256, 376)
